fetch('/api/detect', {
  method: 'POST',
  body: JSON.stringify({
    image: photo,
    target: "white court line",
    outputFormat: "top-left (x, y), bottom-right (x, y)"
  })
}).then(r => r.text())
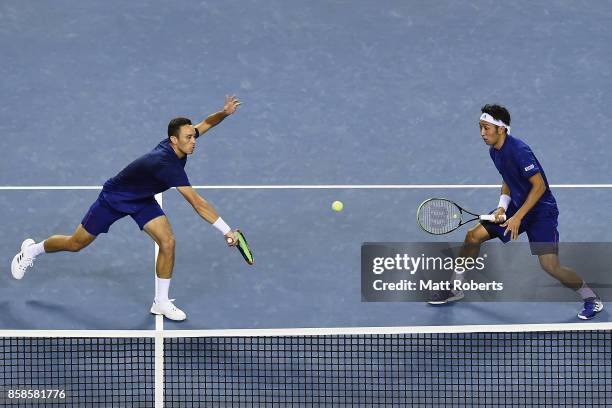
top-left (161, 322), bottom-right (612, 337)
top-left (153, 193), bottom-right (164, 408)
top-left (0, 330), bottom-right (157, 337)
top-left (1, 322), bottom-right (611, 338)
top-left (191, 184), bottom-right (612, 189)
top-left (0, 184), bottom-right (611, 190)
top-left (0, 186), bottom-right (103, 190)
top-left (154, 330), bottom-right (164, 408)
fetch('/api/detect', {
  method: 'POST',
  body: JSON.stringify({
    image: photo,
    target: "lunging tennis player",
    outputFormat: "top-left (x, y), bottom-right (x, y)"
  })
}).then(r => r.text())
top-left (10, 96), bottom-right (242, 321)
top-left (429, 104), bottom-right (603, 320)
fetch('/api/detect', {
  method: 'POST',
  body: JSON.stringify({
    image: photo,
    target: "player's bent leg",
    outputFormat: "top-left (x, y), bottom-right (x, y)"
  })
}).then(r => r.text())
top-left (462, 223), bottom-right (492, 257)
top-left (537, 254), bottom-right (582, 290)
top-left (428, 225), bottom-right (493, 305)
top-left (11, 225), bottom-right (96, 280)
top-left (465, 223), bottom-right (493, 244)
top-left (44, 224), bottom-right (97, 253)
top-left (538, 253), bottom-right (603, 320)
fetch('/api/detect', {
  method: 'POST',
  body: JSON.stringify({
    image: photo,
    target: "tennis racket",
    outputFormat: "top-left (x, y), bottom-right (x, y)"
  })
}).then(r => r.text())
top-left (227, 229), bottom-right (254, 265)
top-left (416, 198), bottom-right (506, 235)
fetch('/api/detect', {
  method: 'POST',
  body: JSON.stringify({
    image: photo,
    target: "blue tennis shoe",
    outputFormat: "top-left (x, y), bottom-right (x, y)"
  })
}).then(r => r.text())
top-left (578, 298), bottom-right (603, 320)
top-left (427, 290), bottom-right (465, 305)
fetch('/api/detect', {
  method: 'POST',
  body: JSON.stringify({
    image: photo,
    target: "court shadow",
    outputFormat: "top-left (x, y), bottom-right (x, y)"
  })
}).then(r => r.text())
top-left (0, 301), bottom-right (27, 329)
top-left (24, 300), bottom-right (152, 330)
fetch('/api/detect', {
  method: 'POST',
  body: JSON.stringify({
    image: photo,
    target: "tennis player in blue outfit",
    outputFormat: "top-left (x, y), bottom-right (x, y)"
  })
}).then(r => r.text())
top-left (430, 104), bottom-right (603, 320)
top-left (11, 96), bottom-right (242, 321)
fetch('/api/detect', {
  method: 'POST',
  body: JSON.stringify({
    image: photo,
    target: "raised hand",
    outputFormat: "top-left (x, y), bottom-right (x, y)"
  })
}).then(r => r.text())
top-left (223, 95), bottom-right (241, 115)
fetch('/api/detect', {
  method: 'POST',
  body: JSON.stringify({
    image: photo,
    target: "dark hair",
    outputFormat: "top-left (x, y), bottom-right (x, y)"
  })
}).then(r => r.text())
top-left (167, 117), bottom-right (192, 139)
top-left (481, 104), bottom-right (511, 127)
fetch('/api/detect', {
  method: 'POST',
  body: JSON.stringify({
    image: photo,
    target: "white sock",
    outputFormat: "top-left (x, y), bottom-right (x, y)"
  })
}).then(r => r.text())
top-left (25, 241), bottom-right (46, 258)
top-left (577, 282), bottom-right (596, 300)
top-left (156, 277), bottom-right (171, 302)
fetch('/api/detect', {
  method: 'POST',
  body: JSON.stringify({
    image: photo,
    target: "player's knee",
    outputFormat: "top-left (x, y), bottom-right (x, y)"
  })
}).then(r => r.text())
top-left (465, 229), bottom-right (483, 245)
top-left (67, 238), bottom-right (88, 252)
top-left (159, 236), bottom-right (176, 254)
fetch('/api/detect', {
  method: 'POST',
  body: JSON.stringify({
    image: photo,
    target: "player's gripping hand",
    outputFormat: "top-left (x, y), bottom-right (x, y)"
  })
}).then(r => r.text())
top-left (501, 215), bottom-right (522, 241)
top-left (224, 230), bottom-right (239, 247)
top-left (493, 207), bottom-right (506, 223)
top-left (223, 95), bottom-right (241, 115)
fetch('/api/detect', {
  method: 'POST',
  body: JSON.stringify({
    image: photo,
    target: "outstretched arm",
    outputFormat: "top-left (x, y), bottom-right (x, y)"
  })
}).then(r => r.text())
top-left (194, 95), bottom-right (241, 137)
top-left (177, 186), bottom-right (237, 245)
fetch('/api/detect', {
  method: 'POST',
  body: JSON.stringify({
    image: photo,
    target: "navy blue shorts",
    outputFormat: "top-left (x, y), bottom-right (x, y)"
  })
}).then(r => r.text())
top-left (480, 203), bottom-right (559, 255)
top-left (81, 193), bottom-right (165, 236)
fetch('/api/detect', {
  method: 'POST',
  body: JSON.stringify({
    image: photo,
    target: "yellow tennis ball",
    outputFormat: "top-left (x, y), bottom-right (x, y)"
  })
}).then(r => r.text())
top-left (453, 213), bottom-right (458, 219)
top-left (332, 200), bottom-right (344, 212)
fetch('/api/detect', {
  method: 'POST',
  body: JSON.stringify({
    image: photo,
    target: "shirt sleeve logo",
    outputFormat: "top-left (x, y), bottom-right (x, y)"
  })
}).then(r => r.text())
top-left (524, 164), bottom-right (535, 171)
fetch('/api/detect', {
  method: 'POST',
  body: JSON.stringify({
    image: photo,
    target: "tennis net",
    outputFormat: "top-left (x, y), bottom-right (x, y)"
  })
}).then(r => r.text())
top-left (1, 323), bottom-right (611, 407)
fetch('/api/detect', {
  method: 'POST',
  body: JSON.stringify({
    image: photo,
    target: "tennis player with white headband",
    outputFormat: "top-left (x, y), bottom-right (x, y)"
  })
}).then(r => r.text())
top-left (429, 104), bottom-right (603, 320)
top-left (479, 112), bottom-right (511, 132)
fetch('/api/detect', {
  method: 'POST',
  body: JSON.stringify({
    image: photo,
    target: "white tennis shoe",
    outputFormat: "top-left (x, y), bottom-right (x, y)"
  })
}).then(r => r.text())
top-left (150, 299), bottom-right (187, 321)
top-left (11, 238), bottom-right (36, 280)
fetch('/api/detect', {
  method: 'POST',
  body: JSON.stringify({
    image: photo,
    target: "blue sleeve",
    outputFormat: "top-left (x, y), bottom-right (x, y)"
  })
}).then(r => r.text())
top-left (156, 162), bottom-right (191, 187)
top-left (514, 144), bottom-right (540, 179)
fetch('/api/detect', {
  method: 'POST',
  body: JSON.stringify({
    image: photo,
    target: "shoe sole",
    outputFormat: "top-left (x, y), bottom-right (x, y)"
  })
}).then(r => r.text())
top-left (150, 307), bottom-right (186, 321)
top-left (12, 239), bottom-right (35, 280)
top-left (428, 292), bottom-right (465, 305)
top-left (11, 252), bottom-right (25, 280)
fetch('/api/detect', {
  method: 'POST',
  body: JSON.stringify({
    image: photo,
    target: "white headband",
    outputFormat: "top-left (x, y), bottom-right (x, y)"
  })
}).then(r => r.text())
top-left (480, 113), bottom-right (510, 132)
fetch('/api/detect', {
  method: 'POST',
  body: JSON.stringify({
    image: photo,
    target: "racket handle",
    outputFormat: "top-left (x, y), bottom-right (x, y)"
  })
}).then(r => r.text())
top-left (479, 214), bottom-right (506, 222)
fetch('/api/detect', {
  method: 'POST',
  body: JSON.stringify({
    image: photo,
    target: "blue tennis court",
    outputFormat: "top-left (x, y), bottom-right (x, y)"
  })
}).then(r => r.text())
top-left (1, 1), bottom-right (611, 406)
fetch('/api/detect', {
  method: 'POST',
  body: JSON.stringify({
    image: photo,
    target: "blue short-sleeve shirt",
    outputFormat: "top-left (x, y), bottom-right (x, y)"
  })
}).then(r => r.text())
top-left (490, 134), bottom-right (558, 217)
top-left (101, 135), bottom-right (195, 213)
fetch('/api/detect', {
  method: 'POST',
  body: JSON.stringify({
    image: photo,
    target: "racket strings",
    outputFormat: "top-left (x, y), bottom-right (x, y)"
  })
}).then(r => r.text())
top-left (418, 199), bottom-right (461, 234)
